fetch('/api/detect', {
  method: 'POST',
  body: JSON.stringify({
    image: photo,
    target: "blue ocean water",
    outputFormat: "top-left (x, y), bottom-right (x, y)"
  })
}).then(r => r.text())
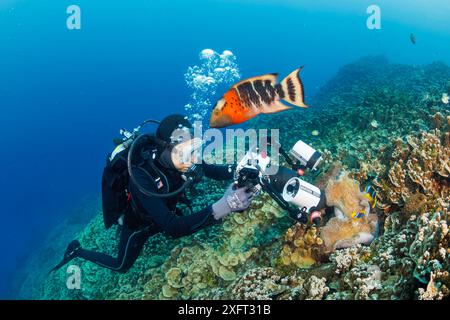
top-left (0, 0), bottom-right (449, 299)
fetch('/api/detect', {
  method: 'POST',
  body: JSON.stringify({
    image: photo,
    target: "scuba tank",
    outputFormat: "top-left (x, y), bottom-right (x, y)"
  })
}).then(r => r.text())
top-left (101, 124), bottom-right (149, 229)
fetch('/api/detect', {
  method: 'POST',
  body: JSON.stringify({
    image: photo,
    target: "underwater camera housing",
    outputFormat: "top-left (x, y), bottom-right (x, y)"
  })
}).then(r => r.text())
top-left (234, 139), bottom-right (326, 225)
top-left (282, 177), bottom-right (326, 222)
top-left (234, 150), bottom-right (271, 195)
top-left (289, 140), bottom-right (323, 173)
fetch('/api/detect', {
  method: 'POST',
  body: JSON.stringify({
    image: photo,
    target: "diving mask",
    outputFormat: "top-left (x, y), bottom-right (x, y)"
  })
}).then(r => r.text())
top-left (170, 138), bottom-right (204, 172)
top-left (170, 125), bottom-right (195, 144)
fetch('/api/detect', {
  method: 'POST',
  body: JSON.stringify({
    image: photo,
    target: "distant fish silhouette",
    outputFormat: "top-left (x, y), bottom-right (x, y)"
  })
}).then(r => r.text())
top-left (410, 33), bottom-right (416, 44)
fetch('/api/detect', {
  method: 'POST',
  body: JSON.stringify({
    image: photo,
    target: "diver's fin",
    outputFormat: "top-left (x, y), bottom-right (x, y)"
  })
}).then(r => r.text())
top-left (48, 240), bottom-right (81, 274)
top-left (280, 67), bottom-right (309, 108)
top-left (49, 260), bottom-right (67, 274)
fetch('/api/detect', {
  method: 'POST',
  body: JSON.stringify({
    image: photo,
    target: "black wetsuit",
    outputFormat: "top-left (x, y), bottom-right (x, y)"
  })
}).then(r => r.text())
top-left (76, 160), bottom-right (233, 273)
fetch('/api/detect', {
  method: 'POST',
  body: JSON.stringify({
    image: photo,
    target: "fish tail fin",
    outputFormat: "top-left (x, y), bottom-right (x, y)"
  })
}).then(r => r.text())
top-left (280, 67), bottom-right (309, 108)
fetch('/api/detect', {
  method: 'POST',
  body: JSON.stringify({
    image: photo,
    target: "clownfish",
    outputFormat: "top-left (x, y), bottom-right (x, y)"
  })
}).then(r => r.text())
top-left (209, 67), bottom-right (309, 128)
top-left (364, 185), bottom-right (378, 209)
top-left (352, 185), bottom-right (378, 221)
top-left (352, 211), bottom-right (366, 220)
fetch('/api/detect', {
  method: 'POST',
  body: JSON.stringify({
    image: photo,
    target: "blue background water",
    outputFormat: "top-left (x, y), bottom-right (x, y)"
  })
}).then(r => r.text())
top-left (0, 0), bottom-right (449, 298)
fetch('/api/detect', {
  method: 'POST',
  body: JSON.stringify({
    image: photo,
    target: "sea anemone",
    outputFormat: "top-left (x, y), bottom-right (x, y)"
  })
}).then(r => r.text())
top-left (320, 214), bottom-right (379, 252)
top-left (324, 172), bottom-right (369, 218)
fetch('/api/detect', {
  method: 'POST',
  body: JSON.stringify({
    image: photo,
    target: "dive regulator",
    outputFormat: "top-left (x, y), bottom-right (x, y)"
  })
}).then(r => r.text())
top-left (112, 120), bottom-right (202, 199)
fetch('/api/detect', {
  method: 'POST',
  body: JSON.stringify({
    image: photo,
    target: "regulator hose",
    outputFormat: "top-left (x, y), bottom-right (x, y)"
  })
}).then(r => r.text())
top-left (127, 133), bottom-right (193, 199)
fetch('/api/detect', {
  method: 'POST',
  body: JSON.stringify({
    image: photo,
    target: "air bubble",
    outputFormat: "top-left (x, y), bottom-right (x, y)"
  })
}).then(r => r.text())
top-left (184, 49), bottom-right (241, 126)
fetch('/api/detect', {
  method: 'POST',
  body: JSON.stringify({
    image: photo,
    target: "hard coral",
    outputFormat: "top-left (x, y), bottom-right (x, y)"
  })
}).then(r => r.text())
top-left (226, 267), bottom-right (329, 300)
top-left (278, 224), bottom-right (325, 269)
top-left (374, 128), bottom-right (449, 214)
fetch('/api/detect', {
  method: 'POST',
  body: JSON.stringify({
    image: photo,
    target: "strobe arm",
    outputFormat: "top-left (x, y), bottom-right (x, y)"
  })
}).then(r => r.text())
top-left (260, 135), bottom-right (296, 170)
top-left (278, 145), bottom-right (296, 169)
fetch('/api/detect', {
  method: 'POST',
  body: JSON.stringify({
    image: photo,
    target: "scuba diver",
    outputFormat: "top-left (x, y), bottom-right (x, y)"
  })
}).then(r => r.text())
top-left (50, 114), bottom-right (254, 273)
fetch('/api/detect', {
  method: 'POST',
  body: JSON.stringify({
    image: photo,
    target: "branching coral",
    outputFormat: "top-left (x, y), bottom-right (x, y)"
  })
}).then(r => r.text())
top-left (226, 267), bottom-right (329, 300)
top-left (418, 272), bottom-right (445, 300)
top-left (374, 128), bottom-right (449, 212)
top-left (227, 267), bottom-right (285, 300)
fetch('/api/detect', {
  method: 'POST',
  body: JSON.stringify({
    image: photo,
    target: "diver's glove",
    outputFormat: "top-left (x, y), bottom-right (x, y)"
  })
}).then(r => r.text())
top-left (212, 183), bottom-right (254, 220)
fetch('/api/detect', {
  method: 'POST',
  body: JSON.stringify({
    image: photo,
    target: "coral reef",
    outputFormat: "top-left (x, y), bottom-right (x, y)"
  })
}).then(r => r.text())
top-left (278, 224), bottom-right (325, 269)
top-left (156, 243), bottom-right (257, 299)
top-left (14, 56), bottom-right (450, 300)
top-left (323, 127), bottom-right (449, 299)
top-left (325, 172), bottom-right (370, 218)
top-left (373, 129), bottom-right (449, 215)
top-left (225, 267), bottom-right (329, 300)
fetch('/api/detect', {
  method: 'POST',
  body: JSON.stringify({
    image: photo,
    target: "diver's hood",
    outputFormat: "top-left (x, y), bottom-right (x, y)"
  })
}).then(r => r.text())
top-left (157, 145), bottom-right (177, 171)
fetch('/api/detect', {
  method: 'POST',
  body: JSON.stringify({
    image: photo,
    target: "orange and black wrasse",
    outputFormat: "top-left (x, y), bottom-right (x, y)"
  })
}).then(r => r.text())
top-left (209, 67), bottom-right (309, 128)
